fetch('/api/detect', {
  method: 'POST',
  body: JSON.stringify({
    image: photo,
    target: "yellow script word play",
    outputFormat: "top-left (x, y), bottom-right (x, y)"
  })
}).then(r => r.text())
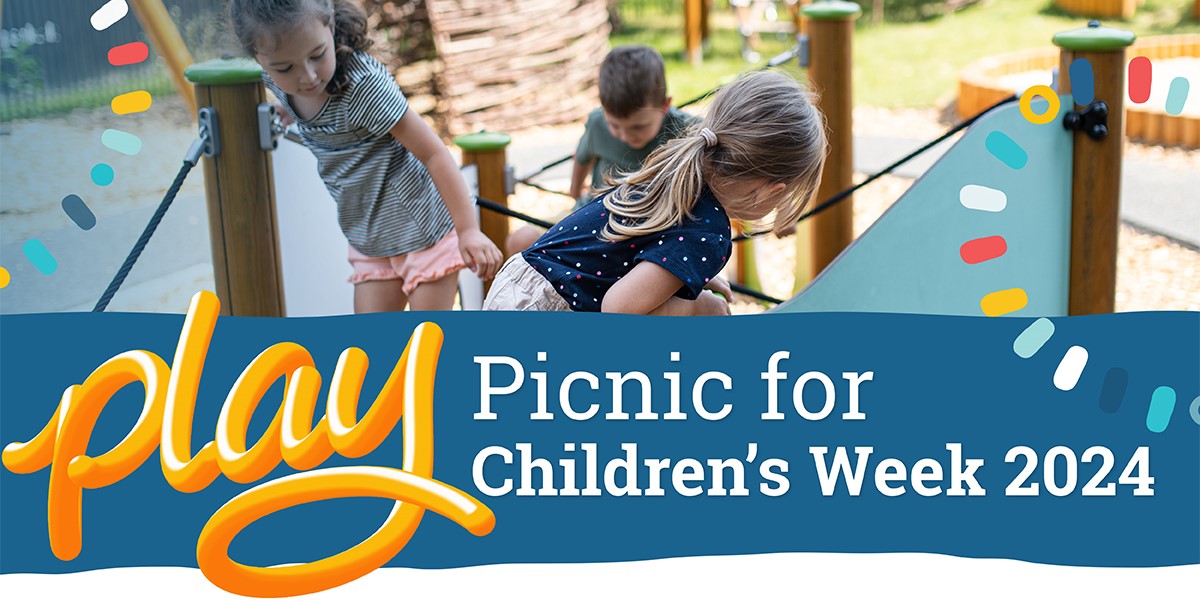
top-left (2, 290), bottom-right (495, 597)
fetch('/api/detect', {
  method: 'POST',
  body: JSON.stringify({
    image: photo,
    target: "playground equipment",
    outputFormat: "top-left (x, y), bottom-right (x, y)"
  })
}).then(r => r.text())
top-left (684, 0), bottom-right (808, 66)
top-left (512, 13), bottom-right (1130, 317)
top-left (959, 34), bottom-right (1199, 148)
top-left (454, 131), bottom-right (512, 295)
top-left (777, 21), bottom-right (1133, 316)
top-left (803, 1), bottom-right (856, 280)
top-left (93, 2), bottom-right (1129, 320)
top-left (181, 60), bottom-right (285, 317)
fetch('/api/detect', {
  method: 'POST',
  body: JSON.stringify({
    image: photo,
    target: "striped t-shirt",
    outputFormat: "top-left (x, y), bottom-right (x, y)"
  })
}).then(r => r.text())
top-left (264, 51), bottom-right (455, 257)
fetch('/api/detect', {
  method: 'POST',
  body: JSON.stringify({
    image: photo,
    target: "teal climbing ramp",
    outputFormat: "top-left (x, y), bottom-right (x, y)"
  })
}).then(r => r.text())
top-left (774, 97), bottom-right (1074, 317)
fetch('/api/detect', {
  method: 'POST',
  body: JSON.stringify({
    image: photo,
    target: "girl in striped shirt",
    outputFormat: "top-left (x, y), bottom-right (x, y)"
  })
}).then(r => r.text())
top-left (231, 0), bottom-right (502, 312)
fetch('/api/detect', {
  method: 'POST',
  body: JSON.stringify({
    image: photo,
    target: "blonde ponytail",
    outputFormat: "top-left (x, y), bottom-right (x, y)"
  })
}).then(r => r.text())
top-left (601, 70), bottom-right (827, 241)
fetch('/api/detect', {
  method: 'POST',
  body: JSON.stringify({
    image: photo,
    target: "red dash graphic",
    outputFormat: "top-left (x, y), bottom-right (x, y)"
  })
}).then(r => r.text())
top-left (108, 42), bottom-right (149, 66)
top-left (960, 236), bottom-right (1007, 264)
top-left (1128, 56), bottom-right (1151, 104)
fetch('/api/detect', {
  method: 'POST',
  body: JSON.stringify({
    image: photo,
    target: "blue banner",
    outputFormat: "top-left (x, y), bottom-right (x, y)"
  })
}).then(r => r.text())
top-left (2, 302), bottom-right (1197, 594)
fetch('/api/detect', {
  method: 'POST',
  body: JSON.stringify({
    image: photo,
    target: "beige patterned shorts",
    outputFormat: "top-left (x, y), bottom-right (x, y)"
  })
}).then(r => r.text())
top-left (483, 254), bottom-right (572, 312)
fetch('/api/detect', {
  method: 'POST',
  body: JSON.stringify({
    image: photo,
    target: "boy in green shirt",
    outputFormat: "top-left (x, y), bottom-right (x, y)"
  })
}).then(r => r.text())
top-left (506, 45), bottom-right (701, 255)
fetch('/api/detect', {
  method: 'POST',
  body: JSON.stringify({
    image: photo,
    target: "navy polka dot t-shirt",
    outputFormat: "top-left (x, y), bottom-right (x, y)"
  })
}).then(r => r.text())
top-left (522, 187), bottom-right (732, 312)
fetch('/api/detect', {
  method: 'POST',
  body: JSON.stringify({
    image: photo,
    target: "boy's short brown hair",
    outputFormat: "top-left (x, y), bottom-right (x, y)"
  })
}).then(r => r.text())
top-left (599, 46), bottom-right (668, 118)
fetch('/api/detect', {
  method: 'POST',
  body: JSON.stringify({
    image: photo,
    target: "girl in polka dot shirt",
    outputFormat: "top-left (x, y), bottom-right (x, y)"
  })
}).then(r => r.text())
top-left (484, 71), bottom-right (827, 314)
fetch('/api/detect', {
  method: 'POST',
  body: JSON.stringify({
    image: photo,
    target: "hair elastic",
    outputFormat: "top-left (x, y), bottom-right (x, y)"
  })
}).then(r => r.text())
top-left (699, 127), bottom-right (718, 148)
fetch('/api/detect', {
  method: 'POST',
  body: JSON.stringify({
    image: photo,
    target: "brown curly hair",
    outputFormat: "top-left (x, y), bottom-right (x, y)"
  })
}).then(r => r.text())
top-left (230, 0), bottom-right (373, 95)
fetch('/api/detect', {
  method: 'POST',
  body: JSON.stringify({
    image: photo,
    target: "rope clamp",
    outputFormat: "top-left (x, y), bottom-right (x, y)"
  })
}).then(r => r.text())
top-left (1062, 101), bottom-right (1108, 141)
top-left (258, 103), bottom-right (286, 151)
top-left (186, 107), bottom-right (221, 166)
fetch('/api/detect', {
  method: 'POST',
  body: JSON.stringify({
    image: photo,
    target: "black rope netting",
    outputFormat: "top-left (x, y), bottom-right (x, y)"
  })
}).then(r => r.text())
top-left (98, 66), bottom-right (1013, 312)
top-left (478, 94), bottom-right (1021, 305)
top-left (731, 94), bottom-right (1019, 242)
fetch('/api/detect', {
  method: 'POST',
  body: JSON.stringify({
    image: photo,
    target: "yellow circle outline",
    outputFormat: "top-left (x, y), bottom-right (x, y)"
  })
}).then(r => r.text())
top-left (1019, 85), bottom-right (1061, 125)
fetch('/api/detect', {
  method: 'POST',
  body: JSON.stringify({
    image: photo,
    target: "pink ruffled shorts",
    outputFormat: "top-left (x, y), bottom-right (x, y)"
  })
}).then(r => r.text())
top-left (347, 229), bottom-right (465, 295)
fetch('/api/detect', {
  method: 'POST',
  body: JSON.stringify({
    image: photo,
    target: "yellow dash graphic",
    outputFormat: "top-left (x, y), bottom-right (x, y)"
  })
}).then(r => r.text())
top-left (111, 91), bottom-right (153, 115)
top-left (980, 288), bottom-right (1028, 317)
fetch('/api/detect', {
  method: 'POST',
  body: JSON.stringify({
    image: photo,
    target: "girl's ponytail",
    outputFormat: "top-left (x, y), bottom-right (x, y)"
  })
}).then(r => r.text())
top-left (602, 70), bottom-right (826, 241)
top-left (602, 133), bottom-right (709, 241)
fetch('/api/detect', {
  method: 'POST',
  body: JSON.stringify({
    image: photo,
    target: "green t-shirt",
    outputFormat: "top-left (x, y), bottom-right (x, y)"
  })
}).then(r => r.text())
top-left (574, 107), bottom-right (700, 209)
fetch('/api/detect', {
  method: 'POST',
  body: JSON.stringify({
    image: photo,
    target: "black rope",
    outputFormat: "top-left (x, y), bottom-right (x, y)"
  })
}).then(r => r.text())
top-left (520, 179), bottom-right (577, 200)
top-left (515, 154), bottom-right (575, 185)
top-left (729, 283), bottom-right (782, 305)
top-left (475, 95), bottom-right (1018, 305)
top-left (731, 94), bottom-right (1019, 242)
top-left (483, 95), bottom-right (1020, 243)
top-left (515, 44), bottom-right (803, 187)
top-left (475, 196), bottom-right (556, 229)
top-left (93, 159), bottom-right (197, 312)
top-left (677, 45), bottom-right (800, 109)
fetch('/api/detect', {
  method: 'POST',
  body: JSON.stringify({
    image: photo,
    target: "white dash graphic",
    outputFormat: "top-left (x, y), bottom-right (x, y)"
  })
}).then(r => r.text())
top-left (91, 0), bottom-right (130, 31)
top-left (1053, 345), bottom-right (1089, 391)
top-left (960, 184), bottom-right (1007, 212)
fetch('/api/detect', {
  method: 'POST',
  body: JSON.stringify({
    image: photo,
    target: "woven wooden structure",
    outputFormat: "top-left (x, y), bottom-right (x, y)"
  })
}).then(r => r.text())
top-left (957, 34), bottom-right (1199, 149)
top-left (426, 0), bottom-right (610, 134)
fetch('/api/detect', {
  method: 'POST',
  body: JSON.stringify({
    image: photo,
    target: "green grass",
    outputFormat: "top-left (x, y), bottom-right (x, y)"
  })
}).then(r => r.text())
top-left (614, 0), bottom-right (1200, 108)
top-left (614, 9), bottom-right (807, 106)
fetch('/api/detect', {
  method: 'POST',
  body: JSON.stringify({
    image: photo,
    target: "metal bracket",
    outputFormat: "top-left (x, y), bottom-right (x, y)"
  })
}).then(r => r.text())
top-left (504, 165), bottom-right (515, 196)
top-left (184, 107), bottom-right (221, 166)
top-left (257, 103), bottom-right (286, 151)
top-left (198, 107), bottom-right (220, 157)
top-left (1063, 101), bottom-right (1109, 141)
top-left (797, 34), bottom-right (810, 68)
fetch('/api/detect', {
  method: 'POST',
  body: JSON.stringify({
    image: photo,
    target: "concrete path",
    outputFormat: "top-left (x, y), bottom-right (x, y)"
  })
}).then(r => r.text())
top-left (0, 189), bottom-right (212, 314)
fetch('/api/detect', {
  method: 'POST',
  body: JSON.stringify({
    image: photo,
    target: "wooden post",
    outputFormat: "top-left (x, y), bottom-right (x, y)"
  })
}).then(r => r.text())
top-left (1054, 23), bottom-right (1134, 315)
top-left (685, 0), bottom-right (704, 66)
top-left (803, 1), bottom-right (860, 277)
top-left (730, 222), bottom-right (760, 293)
top-left (129, 0), bottom-right (197, 115)
top-left (184, 58), bottom-right (285, 317)
top-left (454, 132), bottom-right (511, 291)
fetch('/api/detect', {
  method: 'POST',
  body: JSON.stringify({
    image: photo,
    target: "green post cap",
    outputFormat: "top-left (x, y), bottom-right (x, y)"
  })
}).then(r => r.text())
top-left (454, 131), bottom-right (512, 151)
top-left (801, 0), bottom-right (862, 20)
top-left (184, 56), bottom-right (263, 85)
top-left (1052, 21), bottom-right (1136, 52)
